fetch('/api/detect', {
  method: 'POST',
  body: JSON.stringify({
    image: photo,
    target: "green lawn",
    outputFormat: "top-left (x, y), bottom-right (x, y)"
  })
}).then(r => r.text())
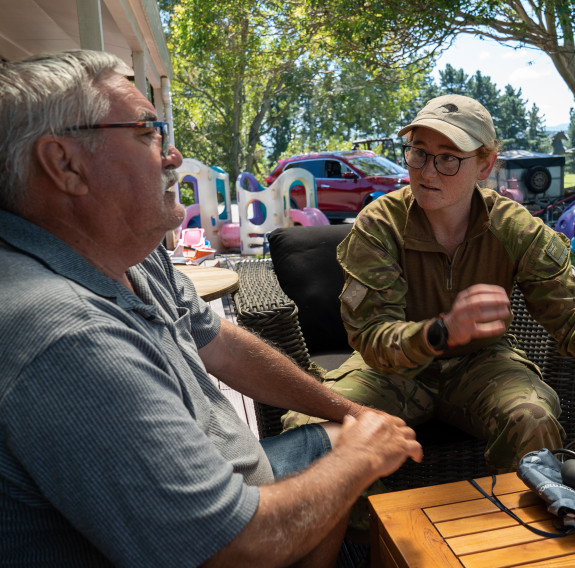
top-left (566, 172), bottom-right (575, 190)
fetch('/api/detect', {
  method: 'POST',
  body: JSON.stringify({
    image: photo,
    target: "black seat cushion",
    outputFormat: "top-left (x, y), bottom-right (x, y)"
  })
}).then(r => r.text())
top-left (268, 224), bottom-right (352, 354)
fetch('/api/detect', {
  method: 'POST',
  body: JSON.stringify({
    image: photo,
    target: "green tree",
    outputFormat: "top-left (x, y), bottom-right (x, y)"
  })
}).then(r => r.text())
top-left (166, 0), bottom-right (318, 184)
top-left (438, 64), bottom-right (469, 95)
top-left (304, 1), bottom-right (575, 97)
top-left (159, 0), bottom-right (566, 180)
top-left (526, 103), bottom-right (552, 153)
top-left (435, 67), bottom-right (502, 124)
top-left (164, 0), bottom-right (423, 184)
top-left (401, 76), bottom-right (443, 124)
top-left (272, 58), bottom-right (421, 161)
top-left (495, 84), bottom-right (529, 149)
top-left (406, 65), bottom-right (543, 150)
top-left (467, 71), bottom-right (501, 117)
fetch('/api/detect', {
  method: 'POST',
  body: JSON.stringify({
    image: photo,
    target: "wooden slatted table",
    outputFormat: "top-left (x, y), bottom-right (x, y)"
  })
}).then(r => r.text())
top-left (175, 264), bottom-right (239, 302)
top-left (369, 472), bottom-right (575, 567)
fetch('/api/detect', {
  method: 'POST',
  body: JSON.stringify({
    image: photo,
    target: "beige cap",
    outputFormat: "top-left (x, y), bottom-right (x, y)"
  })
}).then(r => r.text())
top-left (397, 94), bottom-right (496, 151)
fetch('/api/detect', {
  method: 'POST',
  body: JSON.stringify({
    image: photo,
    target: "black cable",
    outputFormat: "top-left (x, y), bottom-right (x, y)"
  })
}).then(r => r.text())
top-left (469, 475), bottom-right (575, 538)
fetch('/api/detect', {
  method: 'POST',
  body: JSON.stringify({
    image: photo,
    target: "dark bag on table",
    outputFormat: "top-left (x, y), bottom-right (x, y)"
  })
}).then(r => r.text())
top-left (469, 444), bottom-right (575, 538)
top-left (517, 446), bottom-right (575, 520)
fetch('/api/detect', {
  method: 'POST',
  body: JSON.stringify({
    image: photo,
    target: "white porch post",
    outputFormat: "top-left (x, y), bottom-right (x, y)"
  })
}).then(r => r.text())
top-left (161, 76), bottom-right (175, 147)
top-left (76, 0), bottom-right (104, 51)
top-left (131, 50), bottom-right (147, 96)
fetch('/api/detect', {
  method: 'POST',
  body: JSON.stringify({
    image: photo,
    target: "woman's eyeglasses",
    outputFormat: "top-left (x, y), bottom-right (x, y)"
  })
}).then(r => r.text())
top-left (402, 144), bottom-right (478, 176)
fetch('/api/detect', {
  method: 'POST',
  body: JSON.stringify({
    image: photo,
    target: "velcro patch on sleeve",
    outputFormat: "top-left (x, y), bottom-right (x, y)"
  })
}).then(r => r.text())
top-left (340, 278), bottom-right (369, 312)
top-left (545, 234), bottom-right (568, 266)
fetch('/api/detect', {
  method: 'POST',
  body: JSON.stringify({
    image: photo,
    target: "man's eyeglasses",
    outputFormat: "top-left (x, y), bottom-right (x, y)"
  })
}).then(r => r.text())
top-left (60, 121), bottom-right (170, 157)
top-left (402, 144), bottom-right (478, 176)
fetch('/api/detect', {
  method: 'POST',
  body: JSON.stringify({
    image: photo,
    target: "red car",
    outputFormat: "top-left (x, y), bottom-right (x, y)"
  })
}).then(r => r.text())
top-left (265, 150), bottom-right (410, 220)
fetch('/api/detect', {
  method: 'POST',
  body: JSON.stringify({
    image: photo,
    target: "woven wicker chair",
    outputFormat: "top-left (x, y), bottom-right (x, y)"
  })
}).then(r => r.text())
top-left (233, 226), bottom-right (575, 493)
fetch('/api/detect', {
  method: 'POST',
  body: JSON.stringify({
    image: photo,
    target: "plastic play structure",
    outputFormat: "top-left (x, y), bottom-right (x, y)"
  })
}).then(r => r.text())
top-left (176, 158), bottom-right (328, 256)
top-left (555, 205), bottom-right (575, 266)
top-left (176, 158), bottom-right (232, 253)
top-left (556, 203), bottom-right (575, 240)
top-left (171, 228), bottom-right (216, 265)
top-left (236, 167), bottom-right (329, 255)
top-left (498, 175), bottom-right (523, 204)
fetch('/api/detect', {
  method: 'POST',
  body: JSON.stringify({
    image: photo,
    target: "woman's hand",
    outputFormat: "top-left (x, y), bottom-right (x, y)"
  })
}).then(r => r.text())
top-left (442, 284), bottom-right (510, 347)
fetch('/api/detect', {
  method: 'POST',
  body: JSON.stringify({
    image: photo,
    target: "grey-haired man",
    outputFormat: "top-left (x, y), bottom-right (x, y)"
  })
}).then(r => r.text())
top-left (0, 50), bottom-right (421, 567)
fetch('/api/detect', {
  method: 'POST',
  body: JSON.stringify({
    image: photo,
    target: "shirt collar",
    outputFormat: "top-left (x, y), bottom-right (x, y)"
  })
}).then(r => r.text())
top-left (403, 185), bottom-right (491, 251)
top-left (0, 210), bottom-right (147, 311)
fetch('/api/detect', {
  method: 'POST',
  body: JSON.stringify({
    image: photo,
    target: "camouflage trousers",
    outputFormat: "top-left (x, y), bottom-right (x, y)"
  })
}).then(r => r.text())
top-left (283, 335), bottom-right (565, 473)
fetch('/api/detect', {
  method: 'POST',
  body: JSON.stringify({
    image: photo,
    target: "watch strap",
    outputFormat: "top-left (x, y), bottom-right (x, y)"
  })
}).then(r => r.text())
top-left (427, 316), bottom-right (449, 351)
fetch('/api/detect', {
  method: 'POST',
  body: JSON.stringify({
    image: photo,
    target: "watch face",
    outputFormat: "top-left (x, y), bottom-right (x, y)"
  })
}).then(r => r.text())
top-left (428, 318), bottom-right (448, 350)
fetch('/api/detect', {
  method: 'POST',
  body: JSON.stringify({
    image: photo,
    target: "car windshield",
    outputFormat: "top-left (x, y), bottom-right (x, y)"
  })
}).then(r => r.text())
top-left (347, 155), bottom-right (407, 177)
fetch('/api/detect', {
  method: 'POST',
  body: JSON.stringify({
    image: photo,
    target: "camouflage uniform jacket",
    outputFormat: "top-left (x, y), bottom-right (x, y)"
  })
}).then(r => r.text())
top-left (338, 185), bottom-right (575, 379)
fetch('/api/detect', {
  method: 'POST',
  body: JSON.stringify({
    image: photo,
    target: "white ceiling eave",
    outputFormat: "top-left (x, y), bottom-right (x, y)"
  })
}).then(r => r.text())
top-left (0, 0), bottom-right (172, 87)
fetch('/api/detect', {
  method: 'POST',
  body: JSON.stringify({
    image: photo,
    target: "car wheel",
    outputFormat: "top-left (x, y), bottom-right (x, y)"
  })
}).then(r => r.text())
top-left (524, 166), bottom-right (552, 194)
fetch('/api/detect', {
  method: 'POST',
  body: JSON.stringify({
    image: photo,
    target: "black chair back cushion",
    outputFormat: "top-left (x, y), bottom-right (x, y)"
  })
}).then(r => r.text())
top-left (268, 224), bottom-right (352, 354)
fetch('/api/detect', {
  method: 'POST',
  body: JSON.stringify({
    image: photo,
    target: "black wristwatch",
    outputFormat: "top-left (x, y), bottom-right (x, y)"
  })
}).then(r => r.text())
top-left (427, 317), bottom-right (449, 351)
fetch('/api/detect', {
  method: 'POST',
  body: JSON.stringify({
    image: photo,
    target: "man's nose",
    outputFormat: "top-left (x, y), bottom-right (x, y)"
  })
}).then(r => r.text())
top-left (164, 144), bottom-right (183, 169)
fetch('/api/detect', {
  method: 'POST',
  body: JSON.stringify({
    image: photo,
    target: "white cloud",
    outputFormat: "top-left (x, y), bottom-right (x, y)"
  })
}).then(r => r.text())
top-left (509, 66), bottom-right (552, 82)
top-left (501, 49), bottom-right (528, 61)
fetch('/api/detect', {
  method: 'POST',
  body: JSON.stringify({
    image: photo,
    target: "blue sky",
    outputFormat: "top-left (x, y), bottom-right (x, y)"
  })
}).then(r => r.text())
top-left (432, 34), bottom-right (574, 129)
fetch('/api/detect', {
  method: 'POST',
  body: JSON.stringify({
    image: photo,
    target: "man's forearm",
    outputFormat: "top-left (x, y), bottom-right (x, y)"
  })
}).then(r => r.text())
top-left (200, 319), bottom-right (356, 422)
top-left (204, 447), bottom-right (364, 567)
top-left (203, 411), bottom-right (422, 567)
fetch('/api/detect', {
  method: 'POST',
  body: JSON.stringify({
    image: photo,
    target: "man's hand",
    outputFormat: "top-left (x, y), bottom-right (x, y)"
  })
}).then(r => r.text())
top-left (204, 408), bottom-right (422, 568)
top-left (335, 408), bottom-right (423, 478)
top-left (442, 284), bottom-right (510, 348)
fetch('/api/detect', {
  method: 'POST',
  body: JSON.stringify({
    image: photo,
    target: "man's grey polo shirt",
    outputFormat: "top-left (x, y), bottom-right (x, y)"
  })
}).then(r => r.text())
top-left (0, 211), bottom-right (273, 566)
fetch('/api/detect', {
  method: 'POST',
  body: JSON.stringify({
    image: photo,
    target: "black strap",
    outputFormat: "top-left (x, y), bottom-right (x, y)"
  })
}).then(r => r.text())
top-left (552, 448), bottom-right (575, 460)
top-left (468, 475), bottom-right (575, 538)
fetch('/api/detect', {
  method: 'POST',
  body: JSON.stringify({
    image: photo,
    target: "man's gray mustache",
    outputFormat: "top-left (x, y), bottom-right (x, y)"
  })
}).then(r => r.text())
top-left (163, 170), bottom-right (179, 189)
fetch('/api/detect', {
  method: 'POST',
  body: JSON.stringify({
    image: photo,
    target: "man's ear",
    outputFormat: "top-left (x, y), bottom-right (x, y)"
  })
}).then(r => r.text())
top-left (477, 151), bottom-right (498, 181)
top-left (34, 135), bottom-right (89, 196)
